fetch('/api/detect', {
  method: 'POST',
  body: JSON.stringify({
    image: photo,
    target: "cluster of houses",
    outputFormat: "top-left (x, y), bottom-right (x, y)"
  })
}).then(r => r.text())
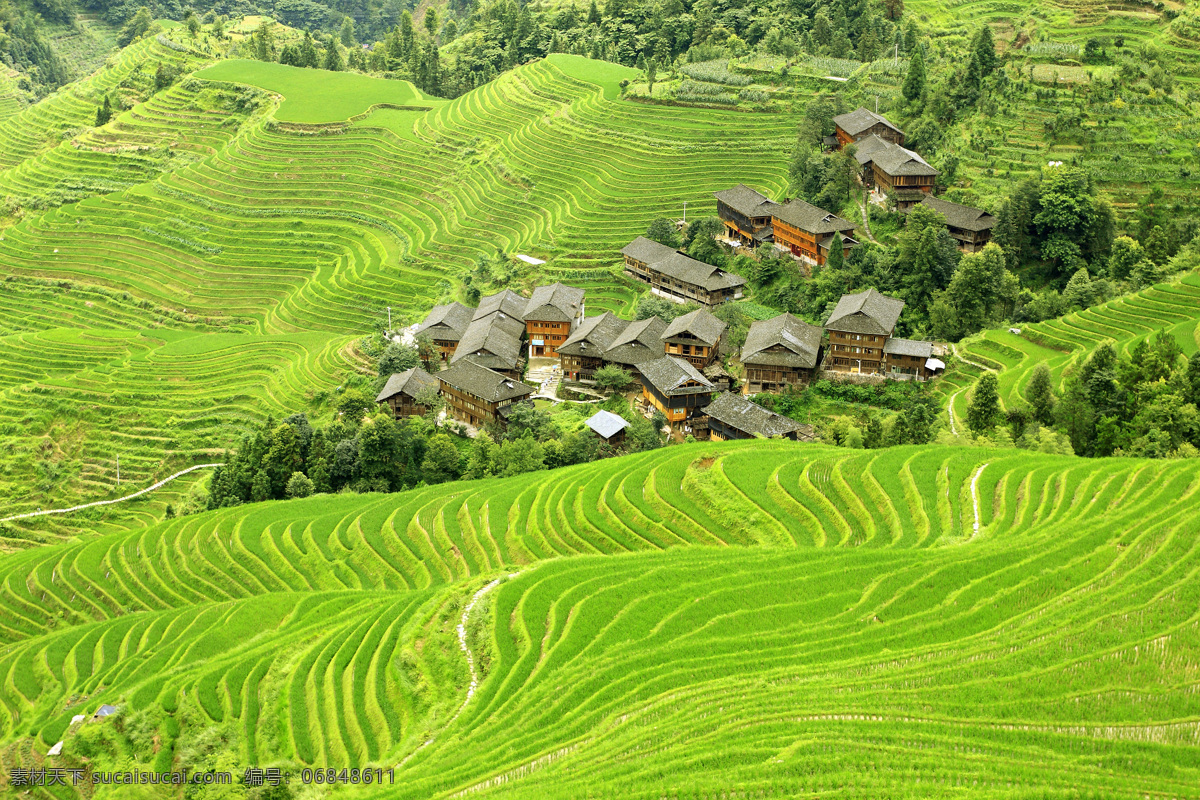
top-left (716, 108), bottom-right (996, 264)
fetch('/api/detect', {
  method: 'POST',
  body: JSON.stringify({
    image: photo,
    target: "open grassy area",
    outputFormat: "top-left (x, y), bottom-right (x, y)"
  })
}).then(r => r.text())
top-left (194, 59), bottom-right (443, 122)
top-left (0, 440), bottom-right (1197, 796)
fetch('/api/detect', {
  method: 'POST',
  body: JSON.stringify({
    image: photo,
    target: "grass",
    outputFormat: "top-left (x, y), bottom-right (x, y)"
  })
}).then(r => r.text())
top-left (0, 440), bottom-right (1197, 796)
top-left (194, 60), bottom-right (443, 122)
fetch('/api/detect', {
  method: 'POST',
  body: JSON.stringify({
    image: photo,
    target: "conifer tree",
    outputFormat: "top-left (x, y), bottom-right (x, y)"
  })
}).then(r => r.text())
top-left (324, 42), bottom-right (344, 71)
top-left (967, 373), bottom-right (1002, 435)
top-left (94, 96), bottom-right (112, 126)
top-left (1027, 363), bottom-right (1056, 426)
top-left (973, 24), bottom-right (998, 76)
top-left (902, 46), bottom-right (926, 102)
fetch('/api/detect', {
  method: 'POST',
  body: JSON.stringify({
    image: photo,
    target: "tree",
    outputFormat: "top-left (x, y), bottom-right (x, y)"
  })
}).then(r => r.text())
top-left (645, 217), bottom-right (679, 247)
top-left (251, 469), bottom-right (271, 502)
top-left (421, 434), bottom-right (461, 483)
top-left (379, 341), bottom-right (419, 378)
top-left (1185, 352), bottom-right (1200, 407)
top-left (594, 365), bottom-right (633, 393)
top-left (972, 25), bottom-right (997, 76)
top-left (930, 243), bottom-right (1019, 340)
top-left (824, 233), bottom-right (845, 272)
top-left (185, 12), bottom-right (201, 38)
top-left (1027, 363), bottom-right (1056, 426)
top-left (883, 0), bottom-right (905, 21)
top-left (496, 434), bottom-right (546, 476)
top-left (324, 42), bottom-right (344, 71)
top-left (95, 96), bottom-right (113, 127)
top-left (213, 15), bottom-right (226, 39)
top-left (340, 17), bottom-right (356, 48)
top-left (424, 7), bottom-right (439, 38)
top-left (967, 373), bottom-right (1001, 435)
top-left (299, 32), bottom-right (320, 68)
top-left (465, 431), bottom-right (498, 479)
top-left (1107, 236), bottom-right (1145, 280)
top-left (118, 7), bottom-right (154, 47)
top-left (902, 46), bottom-right (926, 102)
top-left (253, 19), bottom-right (276, 62)
top-left (647, 59), bottom-right (657, 95)
top-left (286, 472), bottom-right (314, 499)
top-left (337, 388), bottom-right (374, 424)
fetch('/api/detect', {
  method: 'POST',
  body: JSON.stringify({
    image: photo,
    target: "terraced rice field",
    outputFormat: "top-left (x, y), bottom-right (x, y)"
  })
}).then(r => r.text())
top-left (0, 48), bottom-right (798, 529)
top-left (949, 271), bottom-right (1200, 421)
top-left (0, 441), bottom-right (1197, 797)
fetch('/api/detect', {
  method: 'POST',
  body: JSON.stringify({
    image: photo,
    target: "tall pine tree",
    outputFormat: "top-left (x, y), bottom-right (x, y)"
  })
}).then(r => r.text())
top-left (902, 46), bottom-right (926, 102)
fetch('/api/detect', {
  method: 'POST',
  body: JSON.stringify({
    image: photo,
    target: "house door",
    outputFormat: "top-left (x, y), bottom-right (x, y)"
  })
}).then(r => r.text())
top-left (852, 360), bottom-right (861, 374)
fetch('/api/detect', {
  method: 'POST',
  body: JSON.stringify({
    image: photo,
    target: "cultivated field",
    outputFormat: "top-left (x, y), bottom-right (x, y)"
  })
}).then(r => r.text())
top-left (1, 441), bottom-right (1197, 797)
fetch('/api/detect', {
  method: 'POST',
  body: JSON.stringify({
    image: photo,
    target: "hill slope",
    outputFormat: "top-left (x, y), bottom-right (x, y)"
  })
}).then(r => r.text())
top-left (1, 441), bottom-right (1198, 797)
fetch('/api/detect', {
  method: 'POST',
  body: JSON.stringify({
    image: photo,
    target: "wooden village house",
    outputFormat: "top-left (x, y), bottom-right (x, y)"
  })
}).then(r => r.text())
top-left (739, 313), bottom-right (823, 394)
top-left (714, 184), bottom-right (780, 248)
top-left (771, 199), bottom-right (858, 266)
top-left (414, 301), bottom-right (474, 363)
top-left (522, 282), bottom-right (585, 357)
top-left (621, 236), bottom-right (746, 306)
top-left (438, 357), bottom-right (534, 428)
top-left (704, 392), bottom-right (812, 442)
top-left (824, 288), bottom-right (905, 375)
top-left (833, 107), bottom-right (906, 148)
top-left (451, 290), bottom-right (527, 379)
top-left (585, 409), bottom-right (629, 444)
top-left (375, 367), bottom-right (440, 418)
top-left (660, 307), bottom-right (726, 370)
top-left (597, 316), bottom-right (668, 377)
top-left (854, 135), bottom-right (938, 210)
top-left (638, 355), bottom-right (716, 431)
top-left (915, 195), bottom-right (996, 253)
top-left (557, 311), bottom-right (628, 381)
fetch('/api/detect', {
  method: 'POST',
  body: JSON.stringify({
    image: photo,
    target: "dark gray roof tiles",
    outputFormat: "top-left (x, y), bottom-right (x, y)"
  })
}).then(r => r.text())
top-left (556, 311), bottom-right (628, 357)
top-left (638, 356), bottom-right (715, 395)
top-left (883, 337), bottom-right (933, 358)
top-left (375, 367), bottom-right (440, 403)
top-left (439, 358), bottom-right (533, 403)
top-left (826, 289), bottom-right (905, 336)
top-left (704, 391), bottom-right (806, 438)
top-left (474, 289), bottom-right (528, 322)
top-left (833, 107), bottom-right (903, 137)
top-left (452, 315), bottom-right (524, 370)
top-left (741, 313), bottom-right (823, 369)
top-left (855, 134), bottom-right (938, 177)
top-left (621, 236), bottom-right (678, 264)
top-left (622, 237), bottom-right (746, 292)
top-left (661, 307), bottom-right (727, 346)
top-left (917, 195), bottom-right (997, 232)
top-left (415, 302), bottom-right (473, 341)
top-left (714, 184), bottom-right (781, 218)
top-left (771, 199), bottom-right (857, 235)
top-left (523, 282), bottom-right (585, 323)
top-left (603, 316), bottom-right (668, 366)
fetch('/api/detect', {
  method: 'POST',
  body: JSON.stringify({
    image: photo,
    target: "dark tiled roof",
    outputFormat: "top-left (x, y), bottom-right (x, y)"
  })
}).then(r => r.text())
top-left (704, 391), bottom-right (806, 438)
top-left (603, 316), bottom-right (667, 366)
top-left (585, 409), bottom-right (630, 439)
top-left (772, 199), bottom-right (857, 235)
top-left (439, 358), bottom-right (533, 403)
top-left (621, 236), bottom-right (678, 264)
top-left (452, 314), bottom-right (524, 371)
top-left (883, 337), bottom-right (933, 358)
top-left (833, 107), bottom-right (903, 137)
top-left (917, 195), bottom-right (997, 232)
top-left (622, 237), bottom-right (746, 292)
top-left (855, 134), bottom-right (937, 177)
top-left (523, 282), bottom-right (585, 323)
top-left (826, 289), bottom-right (905, 336)
top-left (638, 356), bottom-right (715, 395)
top-left (415, 302), bottom-right (473, 341)
top-left (741, 313), bottom-right (823, 369)
top-left (661, 307), bottom-right (726, 346)
top-left (556, 311), bottom-right (628, 357)
top-left (375, 367), bottom-right (440, 402)
top-left (474, 289), bottom-right (528, 321)
top-left (714, 184), bottom-right (780, 218)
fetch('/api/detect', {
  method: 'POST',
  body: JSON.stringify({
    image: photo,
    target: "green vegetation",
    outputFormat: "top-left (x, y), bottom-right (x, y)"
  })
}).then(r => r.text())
top-left (1, 441), bottom-right (1198, 797)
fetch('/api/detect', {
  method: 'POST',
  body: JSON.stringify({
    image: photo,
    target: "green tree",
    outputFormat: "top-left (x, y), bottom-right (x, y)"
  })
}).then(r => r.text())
top-left (324, 42), bottom-right (344, 71)
top-left (421, 433), bottom-right (461, 483)
top-left (967, 373), bottom-right (1001, 435)
top-left (118, 7), bottom-right (154, 47)
top-left (253, 19), bottom-right (276, 62)
top-left (250, 469), bottom-right (271, 502)
top-left (824, 233), bottom-right (845, 272)
top-left (337, 388), bottom-right (374, 424)
top-left (340, 17), bottom-right (356, 47)
top-left (465, 431), bottom-right (498, 479)
top-left (285, 472), bottom-right (314, 499)
top-left (213, 15), bottom-right (226, 39)
top-left (1027, 363), bottom-right (1056, 426)
top-left (424, 7), bottom-right (439, 38)
top-left (95, 96), bottom-right (113, 127)
top-left (902, 46), bottom-right (926, 102)
top-left (379, 341), bottom-right (419, 378)
top-left (645, 217), bottom-right (679, 247)
top-left (299, 32), bottom-right (320, 68)
top-left (185, 11), bottom-right (201, 38)
top-left (647, 59), bottom-right (657, 95)
top-left (1144, 225), bottom-right (1169, 265)
top-left (972, 25), bottom-right (998, 76)
top-left (594, 365), bottom-right (633, 393)
top-left (496, 434), bottom-right (546, 476)
top-left (930, 243), bottom-right (1019, 340)
top-left (1107, 236), bottom-right (1145, 280)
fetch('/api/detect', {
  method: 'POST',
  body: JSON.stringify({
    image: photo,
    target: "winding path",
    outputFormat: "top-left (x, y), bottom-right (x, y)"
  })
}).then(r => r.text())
top-left (948, 389), bottom-right (962, 436)
top-left (970, 463), bottom-right (989, 535)
top-left (0, 464), bottom-right (220, 523)
top-left (858, 196), bottom-right (879, 244)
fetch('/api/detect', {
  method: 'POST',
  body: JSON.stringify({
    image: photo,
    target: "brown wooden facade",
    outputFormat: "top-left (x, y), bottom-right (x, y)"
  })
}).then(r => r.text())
top-left (440, 383), bottom-right (519, 427)
top-left (867, 164), bottom-right (936, 205)
top-left (826, 330), bottom-right (888, 374)
top-left (663, 333), bottom-right (719, 369)
top-left (380, 394), bottom-right (428, 418)
top-left (836, 120), bottom-right (904, 148)
top-left (642, 382), bottom-right (713, 426)
top-left (772, 218), bottom-right (852, 266)
top-left (743, 362), bottom-right (813, 394)
top-left (525, 319), bottom-right (571, 357)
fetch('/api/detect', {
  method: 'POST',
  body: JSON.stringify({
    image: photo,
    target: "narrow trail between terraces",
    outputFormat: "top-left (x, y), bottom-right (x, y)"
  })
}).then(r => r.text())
top-left (0, 464), bottom-right (220, 523)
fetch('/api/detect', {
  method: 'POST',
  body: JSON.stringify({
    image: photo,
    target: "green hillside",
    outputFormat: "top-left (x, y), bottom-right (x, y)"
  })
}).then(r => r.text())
top-left (1, 441), bottom-right (1197, 797)
top-left (0, 48), bottom-right (798, 533)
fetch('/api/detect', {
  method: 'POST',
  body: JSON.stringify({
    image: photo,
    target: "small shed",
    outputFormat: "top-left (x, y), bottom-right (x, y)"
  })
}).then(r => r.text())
top-left (585, 410), bottom-right (630, 444)
top-left (93, 704), bottom-right (119, 721)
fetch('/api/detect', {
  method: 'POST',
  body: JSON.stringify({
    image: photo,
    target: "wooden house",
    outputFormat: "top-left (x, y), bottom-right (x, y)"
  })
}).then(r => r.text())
top-left (824, 289), bottom-right (905, 375)
top-left (660, 307), bottom-right (726, 369)
top-left (585, 409), bottom-right (629, 444)
top-left (771, 199), bottom-right (858, 266)
top-left (833, 107), bottom-right (905, 148)
top-left (883, 337), bottom-right (942, 379)
top-left (438, 357), bottom-right (534, 428)
top-left (704, 392), bottom-right (812, 442)
top-left (451, 290), bottom-right (527, 379)
top-left (557, 311), bottom-right (628, 381)
top-left (854, 135), bottom-right (938, 210)
top-left (621, 236), bottom-right (745, 306)
top-left (601, 316), bottom-right (667, 376)
top-left (915, 195), bottom-right (996, 252)
top-left (522, 282), bottom-right (585, 357)
top-left (714, 184), bottom-right (780, 248)
top-left (414, 301), bottom-right (473, 363)
top-left (740, 313), bottom-right (823, 394)
top-left (638, 355), bottom-right (716, 429)
top-left (375, 367), bottom-right (440, 418)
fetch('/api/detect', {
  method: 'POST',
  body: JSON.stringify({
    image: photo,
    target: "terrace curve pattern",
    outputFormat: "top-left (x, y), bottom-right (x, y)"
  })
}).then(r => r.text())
top-left (0, 48), bottom-right (796, 533)
top-left (0, 441), bottom-right (1197, 797)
